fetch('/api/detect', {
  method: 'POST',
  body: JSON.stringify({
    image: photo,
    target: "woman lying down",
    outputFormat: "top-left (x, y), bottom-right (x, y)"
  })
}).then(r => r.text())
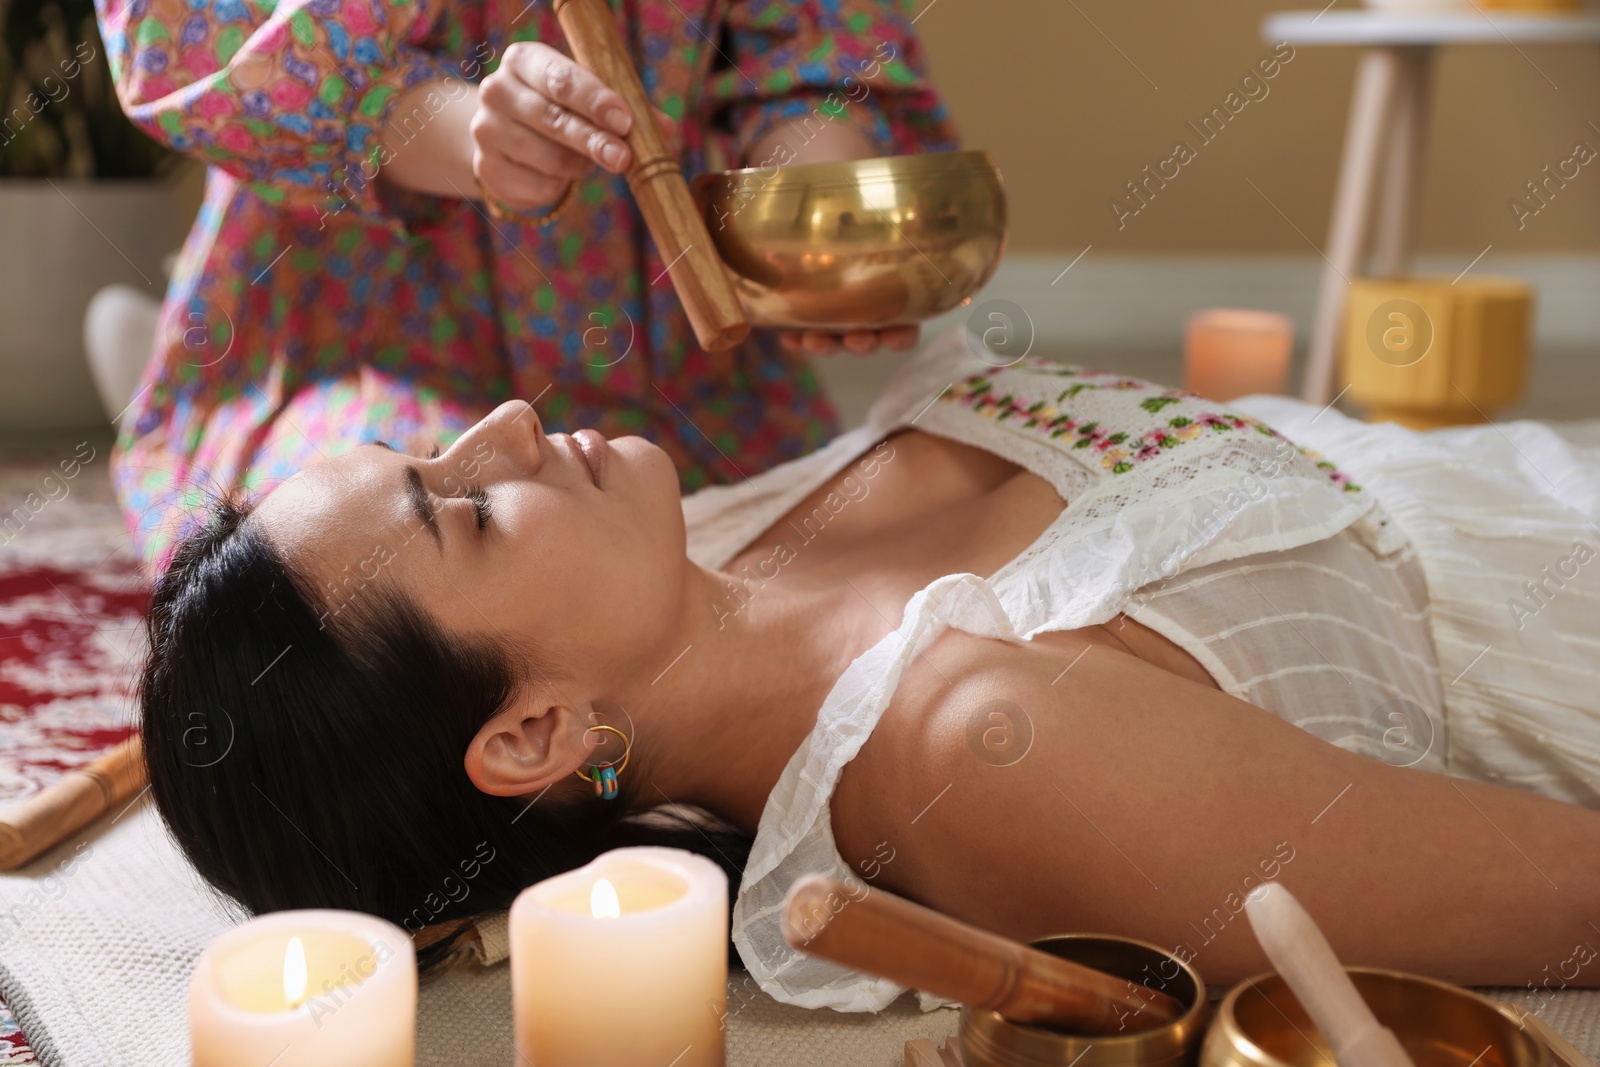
top-left (141, 328), bottom-right (1600, 1009)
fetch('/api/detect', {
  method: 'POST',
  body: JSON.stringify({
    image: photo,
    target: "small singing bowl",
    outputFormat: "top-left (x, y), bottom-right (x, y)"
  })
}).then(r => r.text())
top-left (960, 934), bottom-right (1211, 1067)
top-left (1202, 969), bottom-right (1551, 1067)
top-left (691, 150), bottom-right (1008, 330)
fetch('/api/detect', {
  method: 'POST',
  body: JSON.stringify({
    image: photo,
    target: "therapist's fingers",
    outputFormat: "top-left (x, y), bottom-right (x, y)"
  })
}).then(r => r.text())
top-left (841, 330), bottom-right (879, 355)
top-left (840, 326), bottom-right (919, 353)
top-left (473, 108), bottom-right (590, 181)
top-left (779, 327), bottom-right (921, 356)
top-left (508, 44), bottom-right (634, 172)
top-left (480, 69), bottom-right (630, 175)
top-left (802, 331), bottom-right (844, 355)
top-left (879, 325), bottom-right (920, 351)
top-left (775, 331), bottom-right (843, 354)
top-left (510, 44), bottom-right (633, 137)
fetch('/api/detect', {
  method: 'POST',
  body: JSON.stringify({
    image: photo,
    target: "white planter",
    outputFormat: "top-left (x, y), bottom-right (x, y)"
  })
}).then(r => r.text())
top-left (0, 177), bottom-right (194, 429)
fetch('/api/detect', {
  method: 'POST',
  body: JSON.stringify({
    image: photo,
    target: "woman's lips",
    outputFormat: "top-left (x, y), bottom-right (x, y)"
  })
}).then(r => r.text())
top-left (572, 428), bottom-right (607, 488)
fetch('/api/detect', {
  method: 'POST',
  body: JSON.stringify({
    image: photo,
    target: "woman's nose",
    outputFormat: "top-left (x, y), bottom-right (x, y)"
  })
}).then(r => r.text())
top-left (485, 400), bottom-right (546, 473)
top-left (441, 401), bottom-right (544, 488)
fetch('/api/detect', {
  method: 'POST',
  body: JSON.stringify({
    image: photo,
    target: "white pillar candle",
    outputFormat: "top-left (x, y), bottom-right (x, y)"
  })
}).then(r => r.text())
top-left (188, 909), bottom-right (415, 1067)
top-left (512, 847), bottom-right (728, 1067)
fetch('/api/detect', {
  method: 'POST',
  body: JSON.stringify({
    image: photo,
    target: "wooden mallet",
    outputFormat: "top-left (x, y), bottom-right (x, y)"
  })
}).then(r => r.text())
top-left (783, 874), bottom-right (1186, 1035)
top-left (550, 0), bottom-right (750, 353)
top-left (1244, 883), bottom-right (1418, 1067)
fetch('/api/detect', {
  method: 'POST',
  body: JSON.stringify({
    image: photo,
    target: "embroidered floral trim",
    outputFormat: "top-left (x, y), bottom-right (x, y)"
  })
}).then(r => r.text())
top-left (938, 363), bottom-right (1361, 492)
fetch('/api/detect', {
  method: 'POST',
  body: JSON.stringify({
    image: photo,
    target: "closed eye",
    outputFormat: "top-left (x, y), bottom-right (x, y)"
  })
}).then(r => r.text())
top-left (466, 483), bottom-right (492, 530)
top-left (373, 440), bottom-right (442, 461)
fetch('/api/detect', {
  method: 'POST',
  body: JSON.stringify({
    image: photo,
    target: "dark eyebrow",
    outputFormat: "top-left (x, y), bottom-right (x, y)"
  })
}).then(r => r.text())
top-left (372, 440), bottom-right (394, 451)
top-left (403, 465), bottom-right (442, 551)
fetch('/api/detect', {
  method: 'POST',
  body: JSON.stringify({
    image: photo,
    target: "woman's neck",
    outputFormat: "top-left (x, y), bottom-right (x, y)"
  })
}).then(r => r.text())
top-left (615, 563), bottom-right (892, 832)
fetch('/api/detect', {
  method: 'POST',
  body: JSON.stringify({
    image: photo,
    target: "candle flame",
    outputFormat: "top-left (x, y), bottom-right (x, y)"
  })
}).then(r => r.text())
top-left (283, 935), bottom-right (308, 1007)
top-left (590, 877), bottom-right (621, 919)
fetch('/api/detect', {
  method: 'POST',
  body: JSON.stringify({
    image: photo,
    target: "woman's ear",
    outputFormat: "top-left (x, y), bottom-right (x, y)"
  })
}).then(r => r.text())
top-left (464, 692), bottom-right (599, 797)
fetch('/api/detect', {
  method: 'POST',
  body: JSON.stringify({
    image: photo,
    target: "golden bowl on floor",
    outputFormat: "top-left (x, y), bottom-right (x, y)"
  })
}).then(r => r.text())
top-left (1202, 969), bottom-right (1549, 1067)
top-left (691, 150), bottom-right (1008, 331)
top-left (961, 934), bottom-right (1211, 1067)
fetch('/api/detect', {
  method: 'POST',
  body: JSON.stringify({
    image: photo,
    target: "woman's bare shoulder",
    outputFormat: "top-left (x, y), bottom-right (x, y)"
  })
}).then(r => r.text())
top-left (826, 630), bottom-right (1145, 924)
top-left (825, 627), bottom-right (1336, 939)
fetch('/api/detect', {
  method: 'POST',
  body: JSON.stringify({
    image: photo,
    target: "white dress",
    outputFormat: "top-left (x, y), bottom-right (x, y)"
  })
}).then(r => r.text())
top-left (676, 328), bottom-right (1600, 1012)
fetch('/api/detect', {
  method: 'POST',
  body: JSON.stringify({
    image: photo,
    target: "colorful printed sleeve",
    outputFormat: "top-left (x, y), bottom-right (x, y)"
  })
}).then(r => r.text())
top-left (701, 0), bottom-right (958, 165)
top-left (95, 0), bottom-right (470, 220)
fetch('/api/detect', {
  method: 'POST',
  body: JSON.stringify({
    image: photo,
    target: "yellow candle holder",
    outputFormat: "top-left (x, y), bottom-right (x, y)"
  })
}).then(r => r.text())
top-left (1340, 275), bottom-right (1532, 429)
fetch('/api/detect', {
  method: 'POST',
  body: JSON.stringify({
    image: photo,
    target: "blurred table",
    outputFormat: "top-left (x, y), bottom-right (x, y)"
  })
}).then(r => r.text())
top-left (1261, 10), bottom-right (1600, 404)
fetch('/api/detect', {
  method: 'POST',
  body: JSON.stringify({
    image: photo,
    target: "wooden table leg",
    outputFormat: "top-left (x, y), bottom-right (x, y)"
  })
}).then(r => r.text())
top-left (1300, 47), bottom-right (1406, 405)
top-left (1371, 47), bottom-right (1436, 279)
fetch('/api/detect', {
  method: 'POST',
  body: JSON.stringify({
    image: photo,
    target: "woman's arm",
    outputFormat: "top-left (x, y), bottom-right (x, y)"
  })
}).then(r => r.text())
top-left (833, 628), bottom-right (1600, 987)
top-left (372, 80), bottom-right (479, 200)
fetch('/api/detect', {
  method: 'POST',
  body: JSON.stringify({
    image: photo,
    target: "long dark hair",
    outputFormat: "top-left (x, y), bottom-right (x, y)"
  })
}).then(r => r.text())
top-left (140, 496), bottom-right (749, 973)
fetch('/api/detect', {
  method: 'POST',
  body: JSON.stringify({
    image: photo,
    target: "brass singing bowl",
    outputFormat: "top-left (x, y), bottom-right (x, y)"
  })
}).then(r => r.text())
top-left (960, 934), bottom-right (1211, 1067)
top-left (691, 150), bottom-right (1008, 330)
top-left (1202, 969), bottom-right (1551, 1067)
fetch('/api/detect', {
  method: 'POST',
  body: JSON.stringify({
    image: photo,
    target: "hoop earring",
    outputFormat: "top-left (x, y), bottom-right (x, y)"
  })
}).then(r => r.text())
top-left (572, 724), bottom-right (632, 800)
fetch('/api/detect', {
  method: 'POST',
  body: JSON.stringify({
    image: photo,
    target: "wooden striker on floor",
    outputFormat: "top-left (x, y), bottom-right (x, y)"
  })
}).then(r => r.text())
top-left (784, 874), bottom-right (1186, 1035)
top-left (0, 736), bottom-right (145, 870)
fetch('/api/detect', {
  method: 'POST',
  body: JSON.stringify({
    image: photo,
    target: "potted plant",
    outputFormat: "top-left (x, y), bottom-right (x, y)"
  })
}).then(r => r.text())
top-left (1, 0), bottom-right (194, 428)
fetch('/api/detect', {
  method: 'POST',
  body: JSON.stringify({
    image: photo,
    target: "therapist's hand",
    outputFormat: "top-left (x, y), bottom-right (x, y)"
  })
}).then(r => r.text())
top-left (779, 326), bottom-right (921, 356)
top-left (472, 42), bottom-right (672, 210)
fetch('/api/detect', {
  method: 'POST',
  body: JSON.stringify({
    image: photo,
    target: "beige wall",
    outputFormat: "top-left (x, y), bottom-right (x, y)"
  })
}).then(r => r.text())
top-left (914, 1), bottom-right (1600, 254)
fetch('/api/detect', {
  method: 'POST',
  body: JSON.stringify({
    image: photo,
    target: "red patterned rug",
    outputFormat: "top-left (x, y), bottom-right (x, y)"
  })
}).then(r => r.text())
top-left (0, 439), bottom-right (144, 1065)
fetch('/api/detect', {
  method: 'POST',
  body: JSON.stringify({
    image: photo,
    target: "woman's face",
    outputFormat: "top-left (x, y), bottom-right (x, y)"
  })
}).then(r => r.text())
top-left (253, 401), bottom-right (688, 688)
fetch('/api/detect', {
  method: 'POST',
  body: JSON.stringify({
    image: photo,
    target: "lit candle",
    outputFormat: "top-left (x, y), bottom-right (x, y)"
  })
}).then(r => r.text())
top-left (512, 847), bottom-right (728, 1067)
top-left (188, 909), bottom-right (415, 1067)
top-left (1184, 308), bottom-right (1294, 402)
